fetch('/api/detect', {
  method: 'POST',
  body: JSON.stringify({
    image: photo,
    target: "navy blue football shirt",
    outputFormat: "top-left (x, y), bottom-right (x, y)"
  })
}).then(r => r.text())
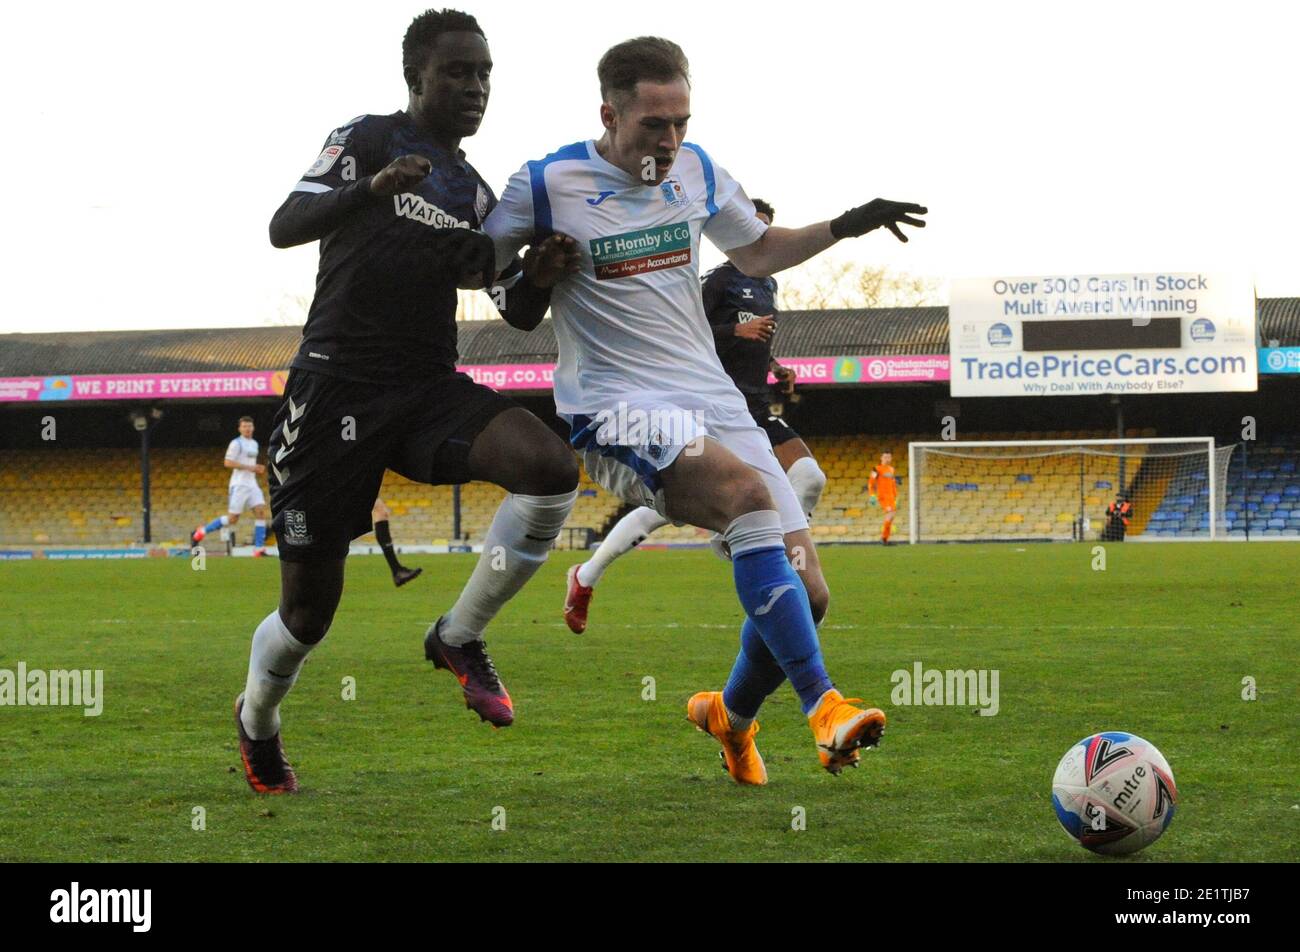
top-left (701, 261), bottom-right (780, 394)
top-left (274, 111), bottom-right (518, 383)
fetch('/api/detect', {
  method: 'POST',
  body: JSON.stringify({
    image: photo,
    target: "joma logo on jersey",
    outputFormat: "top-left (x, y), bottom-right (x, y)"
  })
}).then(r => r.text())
top-left (590, 224), bottom-right (691, 281)
top-left (393, 193), bottom-right (470, 229)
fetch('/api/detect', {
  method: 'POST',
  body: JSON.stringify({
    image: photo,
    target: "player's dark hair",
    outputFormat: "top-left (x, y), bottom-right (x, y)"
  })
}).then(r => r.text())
top-left (598, 37), bottom-right (690, 109)
top-left (403, 8), bottom-right (486, 74)
top-left (752, 198), bottom-right (775, 221)
top-left (239, 416), bottom-right (255, 424)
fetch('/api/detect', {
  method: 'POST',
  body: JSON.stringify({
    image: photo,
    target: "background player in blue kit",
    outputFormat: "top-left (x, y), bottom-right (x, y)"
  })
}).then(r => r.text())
top-left (234, 9), bottom-right (582, 794)
top-left (191, 415), bottom-right (271, 557)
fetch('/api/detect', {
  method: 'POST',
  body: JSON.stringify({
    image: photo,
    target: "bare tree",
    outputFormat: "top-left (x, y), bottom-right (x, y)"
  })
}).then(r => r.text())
top-left (263, 292), bottom-right (312, 327)
top-left (778, 260), bottom-right (943, 310)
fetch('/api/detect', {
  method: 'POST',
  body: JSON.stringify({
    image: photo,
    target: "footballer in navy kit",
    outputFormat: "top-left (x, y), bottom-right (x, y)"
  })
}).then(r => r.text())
top-left (233, 9), bottom-right (583, 795)
top-left (702, 199), bottom-right (803, 454)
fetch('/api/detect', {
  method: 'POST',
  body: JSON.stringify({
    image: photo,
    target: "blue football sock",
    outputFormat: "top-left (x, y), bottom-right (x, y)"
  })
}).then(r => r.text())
top-left (726, 510), bottom-right (833, 715)
top-left (722, 618), bottom-right (786, 720)
top-left (253, 520), bottom-right (267, 547)
top-left (203, 516), bottom-right (226, 534)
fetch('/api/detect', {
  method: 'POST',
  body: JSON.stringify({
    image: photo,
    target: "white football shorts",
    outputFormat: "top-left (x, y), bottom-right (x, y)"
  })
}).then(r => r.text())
top-left (564, 396), bottom-right (807, 536)
top-left (228, 483), bottom-right (266, 514)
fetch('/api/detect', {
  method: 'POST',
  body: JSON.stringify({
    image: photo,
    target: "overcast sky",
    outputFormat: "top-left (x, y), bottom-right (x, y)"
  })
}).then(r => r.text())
top-left (2, 0), bottom-right (1296, 333)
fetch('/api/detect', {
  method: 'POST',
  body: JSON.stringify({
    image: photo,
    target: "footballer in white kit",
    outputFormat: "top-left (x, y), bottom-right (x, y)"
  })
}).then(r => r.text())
top-left (191, 416), bottom-right (270, 556)
top-left (486, 135), bottom-right (803, 532)
top-left (484, 36), bottom-right (927, 783)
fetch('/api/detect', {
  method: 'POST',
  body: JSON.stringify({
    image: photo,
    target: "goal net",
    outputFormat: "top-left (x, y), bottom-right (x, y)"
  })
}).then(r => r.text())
top-left (907, 439), bottom-right (1236, 543)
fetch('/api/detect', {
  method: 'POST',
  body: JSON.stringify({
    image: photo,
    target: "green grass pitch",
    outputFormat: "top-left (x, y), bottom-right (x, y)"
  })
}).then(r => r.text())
top-left (2, 543), bottom-right (1296, 862)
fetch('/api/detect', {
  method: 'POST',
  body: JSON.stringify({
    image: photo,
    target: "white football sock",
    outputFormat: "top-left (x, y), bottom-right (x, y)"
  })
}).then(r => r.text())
top-left (576, 506), bottom-right (669, 588)
top-left (240, 610), bottom-right (315, 740)
top-left (442, 490), bottom-right (577, 646)
top-left (723, 509), bottom-right (785, 556)
top-left (786, 456), bottom-right (827, 519)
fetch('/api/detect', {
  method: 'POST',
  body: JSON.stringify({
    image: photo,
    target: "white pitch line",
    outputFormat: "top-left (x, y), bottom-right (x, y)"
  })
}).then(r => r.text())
top-left (516, 621), bottom-right (1206, 632)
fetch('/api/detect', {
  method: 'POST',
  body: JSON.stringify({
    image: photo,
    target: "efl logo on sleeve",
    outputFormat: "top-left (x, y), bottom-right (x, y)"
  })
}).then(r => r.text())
top-left (589, 224), bottom-right (692, 280)
top-left (304, 145), bottom-right (345, 177)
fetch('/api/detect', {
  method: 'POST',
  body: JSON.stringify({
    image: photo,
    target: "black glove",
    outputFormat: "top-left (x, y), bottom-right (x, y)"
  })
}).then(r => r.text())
top-left (430, 228), bottom-right (497, 289)
top-left (830, 199), bottom-right (928, 242)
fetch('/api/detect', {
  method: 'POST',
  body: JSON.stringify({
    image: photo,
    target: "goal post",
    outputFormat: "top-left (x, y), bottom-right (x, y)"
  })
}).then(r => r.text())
top-left (907, 438), bottom-right (1236, 543)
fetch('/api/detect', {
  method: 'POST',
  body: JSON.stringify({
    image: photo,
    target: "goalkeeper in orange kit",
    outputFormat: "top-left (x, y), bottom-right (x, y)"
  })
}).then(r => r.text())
top-left (868, 451), bottom-right (900, 544)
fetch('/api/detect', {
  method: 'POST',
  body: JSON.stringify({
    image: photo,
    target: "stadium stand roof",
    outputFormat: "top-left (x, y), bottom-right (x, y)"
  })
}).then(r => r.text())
top-left (2, 299), bottom-right (1296, 376)
top-left (1258, 297), bottom-right (1300, 346)
top-left (0, 327), bottom-right (299, 375)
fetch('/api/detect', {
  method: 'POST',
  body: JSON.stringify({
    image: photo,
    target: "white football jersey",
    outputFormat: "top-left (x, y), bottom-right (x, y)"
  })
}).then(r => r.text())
top-left (225, 436), bottom-right (259, 488)
top-left (483, 140), bottom-right (767, 415)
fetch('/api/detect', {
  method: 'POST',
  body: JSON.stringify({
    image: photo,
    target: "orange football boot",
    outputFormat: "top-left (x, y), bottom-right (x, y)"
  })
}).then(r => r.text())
top-left (808, 689), bottom-right (886, 775)
top-left (687, 691), bottom-right (767, 785)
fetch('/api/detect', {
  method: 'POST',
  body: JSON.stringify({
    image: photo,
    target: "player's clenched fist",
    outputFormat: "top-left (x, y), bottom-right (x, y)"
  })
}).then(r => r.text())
top-left (831, 199), bottom-right (928, 243)
top-left (522, 234), bottom-right (582, 288)
top-left (429, 228), bottom-right (497, 290)
top-left (735, 316), bottom-right (776, 341)
top-left (370, 155), bottom-right (433, 196)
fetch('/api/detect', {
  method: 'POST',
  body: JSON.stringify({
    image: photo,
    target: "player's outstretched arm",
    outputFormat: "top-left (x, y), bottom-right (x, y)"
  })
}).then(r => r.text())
top-left (726, 200), bottom-right (928, 278)
top-left (268, 155), bottom-right (431, 249)
top-left (491, 234), bottom-right (580, 332)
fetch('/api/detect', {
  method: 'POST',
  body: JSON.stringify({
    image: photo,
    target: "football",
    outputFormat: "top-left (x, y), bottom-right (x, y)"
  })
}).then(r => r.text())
top-left (1052, 731), bottom-right (1178, 855)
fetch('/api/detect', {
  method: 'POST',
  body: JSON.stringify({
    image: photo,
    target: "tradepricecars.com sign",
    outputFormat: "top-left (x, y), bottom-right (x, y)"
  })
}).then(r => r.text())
top-left (948, 272), bottom-right (1257, 397)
